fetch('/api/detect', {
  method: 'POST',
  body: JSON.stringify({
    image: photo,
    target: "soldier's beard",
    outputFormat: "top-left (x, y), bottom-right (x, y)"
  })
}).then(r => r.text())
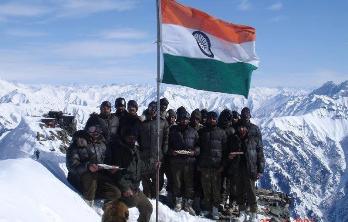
top-left (100, 112), bottom-right (110, 118)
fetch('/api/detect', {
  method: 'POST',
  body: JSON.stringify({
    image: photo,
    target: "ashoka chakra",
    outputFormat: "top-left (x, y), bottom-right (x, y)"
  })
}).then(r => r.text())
top-left (192, 31), bottom-right (214, 58)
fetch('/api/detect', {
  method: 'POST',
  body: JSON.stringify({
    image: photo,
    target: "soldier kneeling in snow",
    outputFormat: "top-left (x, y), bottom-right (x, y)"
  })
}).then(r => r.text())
top-left (66, 121), bottom-right (121, 206)
top-left (106, 127), bottom-right (153, 222)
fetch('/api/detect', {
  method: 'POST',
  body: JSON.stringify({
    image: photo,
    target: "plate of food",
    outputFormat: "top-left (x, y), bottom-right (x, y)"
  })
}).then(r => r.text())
top-left (97, 164), bottom-right (124, 170)
top-left (175, 150), bottom-right (192, 155)
top-left (229, 152), bottom-right (244, 155)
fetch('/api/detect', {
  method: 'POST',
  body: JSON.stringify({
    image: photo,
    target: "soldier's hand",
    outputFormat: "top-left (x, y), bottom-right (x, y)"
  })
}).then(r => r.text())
top-left (88, 164), bottom-right (99, 172)
top-left (172, 150), bottom-right (178, 156)
top-left (188, 151), bottom-right (195, 156)
top-left (228, 152), bottom-right (237, 160)
top-left (257, 173), bottom-right (262, 180)
top-left (155, 161), bottom-right (162, 169)
top-left (110, 167), bottom-right (119, 174)
top-left (123, 189), bottom-right (134, 197)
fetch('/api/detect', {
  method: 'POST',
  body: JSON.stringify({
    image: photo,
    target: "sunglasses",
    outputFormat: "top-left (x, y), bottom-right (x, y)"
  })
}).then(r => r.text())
top-left (88, 126), bottom-right (101, 134)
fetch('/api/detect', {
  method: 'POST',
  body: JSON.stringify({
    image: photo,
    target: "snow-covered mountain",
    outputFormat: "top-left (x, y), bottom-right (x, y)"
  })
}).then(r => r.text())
top-left (0, 79), bottom-right (347, 221)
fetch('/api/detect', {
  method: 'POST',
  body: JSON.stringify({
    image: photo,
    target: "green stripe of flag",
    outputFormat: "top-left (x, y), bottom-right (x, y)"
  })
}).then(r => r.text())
top-left (162, 53), bottom-right (257, 98)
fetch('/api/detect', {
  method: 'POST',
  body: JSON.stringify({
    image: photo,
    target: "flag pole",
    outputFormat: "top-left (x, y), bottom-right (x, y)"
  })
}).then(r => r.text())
top-left (155, 0), bottom-right (162, 222)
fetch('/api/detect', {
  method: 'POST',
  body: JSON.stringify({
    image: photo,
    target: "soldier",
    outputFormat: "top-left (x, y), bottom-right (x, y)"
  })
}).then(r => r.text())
top-left (164, 108), bottom-right (177, 204)
top-left (85, 101), bottom-right (119, 144)
top-left (190, 109), bottom-right (204, 214)
top-left (200, 109), bottom-right (208, 126)
top-left (66, 127), bottom-right (121, 206)
top-left (232, 110), bottom-right (240, 131)
top-left (218, 109), bottom-right (237, 214)
top-left (160, 97), bottom-right (169, 119)
top-left (190, 109), bottom-right (203, 131)
top-left (106, 128), bottom-right (153, 222)
top-left (118, 100), bottom-right (142, 138)
top-left (198, 111), bottom-right (227, 220)
top-left (138, 101), bottom-right (169, 198)
top-left (115, 97), bottom-right (128, 119)
top-left (231, 107), bottom-right (265, 222)
top-left (168, 111), bottom-right (199, 215)
top-left (166, 109), bottom-right (177, 127)
top-left (176, 106), bottom-right (187, 123)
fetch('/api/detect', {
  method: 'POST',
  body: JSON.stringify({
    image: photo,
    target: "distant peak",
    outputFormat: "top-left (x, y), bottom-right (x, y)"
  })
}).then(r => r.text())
top-left (310, 80), bottom-right (348, 97)
top-left (338, 80), bottom-right (348, 89)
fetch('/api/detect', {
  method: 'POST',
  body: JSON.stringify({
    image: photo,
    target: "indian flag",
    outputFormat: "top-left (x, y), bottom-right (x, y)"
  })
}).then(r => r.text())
top-left (161, 0), bottom-right (259, 98)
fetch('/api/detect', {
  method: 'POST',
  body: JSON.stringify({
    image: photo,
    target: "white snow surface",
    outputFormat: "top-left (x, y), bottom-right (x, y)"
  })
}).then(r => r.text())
top-left (0, 158), bottom-right (101, 222)
top-left (0, 79), bottom-right (348, 221)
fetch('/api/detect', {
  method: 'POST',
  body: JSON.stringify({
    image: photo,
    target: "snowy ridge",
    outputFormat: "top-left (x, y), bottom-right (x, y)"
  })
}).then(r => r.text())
top-left (0, 79), bottom-right (347, 221)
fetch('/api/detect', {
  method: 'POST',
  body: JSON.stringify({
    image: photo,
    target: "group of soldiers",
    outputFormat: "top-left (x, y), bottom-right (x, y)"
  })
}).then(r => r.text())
top-left (66, 97), bottom-right (265, 222)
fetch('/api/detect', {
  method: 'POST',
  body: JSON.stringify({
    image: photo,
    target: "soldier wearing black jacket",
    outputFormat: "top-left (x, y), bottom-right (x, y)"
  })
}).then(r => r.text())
top-left (106, 128), bottom-right (153, 222)
top-left (138, 101), bottom-right (169, 198)
top-left (230, 107), bottom-right (265, 221)
top-left (168, 111), bottom-right (199, 215)
top-left (198, 111), bottom-right (227, 220)
top-left (164, 108), bottom-right (177, 202)
top-left (115, 97), bottom-right (128, 119)
top-left (217, 109), bottom-right (236, 212)
top-left (200, 109), bottom-right (208, 126)
top-left (118, 100), bottom-right (142, 138)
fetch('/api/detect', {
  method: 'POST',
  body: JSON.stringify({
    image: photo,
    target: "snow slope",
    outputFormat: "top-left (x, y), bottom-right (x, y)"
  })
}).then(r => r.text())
top-left (0, 158), bottom-right (100, 222)
top-left (0, 79), bottom-right (347, 221)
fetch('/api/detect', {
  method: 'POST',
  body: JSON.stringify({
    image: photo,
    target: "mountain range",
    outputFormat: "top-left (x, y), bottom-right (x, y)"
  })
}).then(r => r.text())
top-left (0, 79), bottom-right (347, 221)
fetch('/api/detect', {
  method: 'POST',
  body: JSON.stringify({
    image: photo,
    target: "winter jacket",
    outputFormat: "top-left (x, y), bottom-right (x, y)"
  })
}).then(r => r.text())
top-left (241, 122), bottom-right (265, 180)
top-left (223, 133), bottom-right (242, 176)
top-left (168, 125), bottom-right (200, 165)
top-left (138, 114), bottom-right (169, 173)
top-left (115, 110), bottom-right (128, 119)
top-left (106, 139), bottom-right (143, 192)
top-left (85, 113), bottom-right (119, 143)
top-left (198, 125), bottom-right (227, 169)
top-left (99, 113), bottom-right (119, 142)
top-left (189, 122), bottom-right (203, 131)
top-left (219, 123), bottom-right (236, 161)
top-left (118, 113), bottom-right (142, 137)
top-left (66, 135), bottom-right (107, 176)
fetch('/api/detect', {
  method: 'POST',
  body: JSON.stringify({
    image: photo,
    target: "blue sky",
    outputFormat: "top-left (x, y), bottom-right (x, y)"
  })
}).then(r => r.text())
top-left (0, 0), bottom-right (347, 88)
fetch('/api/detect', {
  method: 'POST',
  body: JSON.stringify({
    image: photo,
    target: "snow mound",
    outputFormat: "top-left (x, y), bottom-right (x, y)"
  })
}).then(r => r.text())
top-left (0, 158), bottom-right (101, 222)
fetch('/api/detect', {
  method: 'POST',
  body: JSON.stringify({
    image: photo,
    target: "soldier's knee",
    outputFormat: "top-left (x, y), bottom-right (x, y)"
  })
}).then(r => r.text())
top-left (140, 198), bottom-right (153, 214)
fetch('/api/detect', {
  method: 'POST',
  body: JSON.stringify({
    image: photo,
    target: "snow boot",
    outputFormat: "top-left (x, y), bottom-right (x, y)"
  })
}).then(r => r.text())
top-left (211, 206), bottom-right (219, 220)
top-left (174, 197), bottom-right (183, 212)
top-left (84, 199), bottom-right (94, 207)
top-left (166, 192), bottom-right (174, 209)
top-left (184, 199), bottom-right (196, 216)
top-left (192, 196), bottom-right (202, 214)
top-left (248, 212), bottom-right (257, 222)
top-left (200, 210), bottom-right (210, 217)
top-left (237, 211), bottom-right (247, 222)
